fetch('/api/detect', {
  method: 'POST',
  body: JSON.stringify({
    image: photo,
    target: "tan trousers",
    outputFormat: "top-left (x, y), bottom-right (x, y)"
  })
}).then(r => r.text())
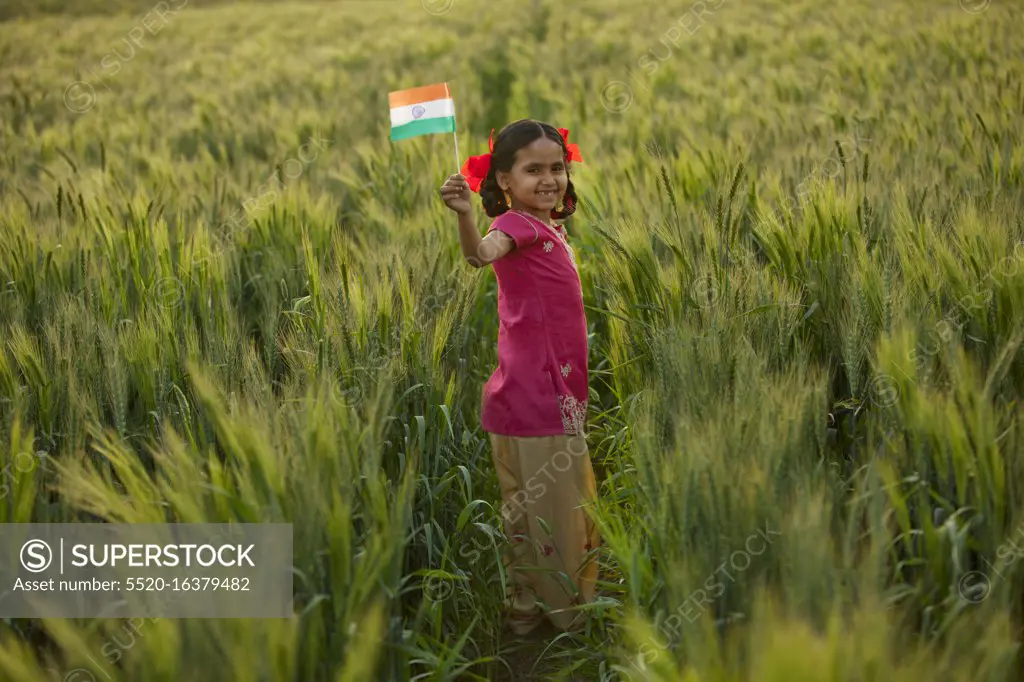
top-left (489, 433), bottom-right (600, 634)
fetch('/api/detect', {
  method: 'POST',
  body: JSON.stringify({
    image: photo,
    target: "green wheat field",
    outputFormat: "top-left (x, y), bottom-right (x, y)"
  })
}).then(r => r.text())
top-left (1, 0), bottom-right (1023, 679)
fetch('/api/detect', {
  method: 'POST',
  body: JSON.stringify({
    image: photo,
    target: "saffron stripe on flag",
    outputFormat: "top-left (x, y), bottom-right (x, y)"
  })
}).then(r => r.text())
top-left (390, 116), bottom-right (456, 141)
top-left (388, 82), bottom-right (451, 109)
top-left (390, 97), bottom-right (455, 128)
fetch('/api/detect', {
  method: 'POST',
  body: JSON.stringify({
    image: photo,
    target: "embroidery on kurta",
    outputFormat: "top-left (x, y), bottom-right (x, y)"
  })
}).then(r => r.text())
top-left (561, 362), bottom-right (571, 377)
top-left (557, 231), bottom-right (580, 275)
top-left (558, 393), bottom-right (588, 435)
top-left (535, 218), bottom-right (582, 295)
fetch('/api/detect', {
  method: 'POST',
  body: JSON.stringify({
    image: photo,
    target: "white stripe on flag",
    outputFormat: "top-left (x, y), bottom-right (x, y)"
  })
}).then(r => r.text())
top-left (390, 98), bottom-right (455, 128)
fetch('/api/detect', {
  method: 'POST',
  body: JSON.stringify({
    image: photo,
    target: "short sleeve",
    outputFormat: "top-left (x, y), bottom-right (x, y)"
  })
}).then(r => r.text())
top-left (487, 211), bottom-right (539, 250)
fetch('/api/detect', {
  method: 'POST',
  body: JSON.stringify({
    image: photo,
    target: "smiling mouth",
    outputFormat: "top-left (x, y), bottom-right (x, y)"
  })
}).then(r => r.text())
top-left (537, 190), bottom-right (558, 196)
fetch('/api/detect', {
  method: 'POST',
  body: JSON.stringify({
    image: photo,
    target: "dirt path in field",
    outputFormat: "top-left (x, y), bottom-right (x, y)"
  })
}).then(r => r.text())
top-left (495, 627), bottom-right (548, 681)
top-left (494, 621), bottom-right (586, 682)
top-left (495, 643), bottom-right (543, 682)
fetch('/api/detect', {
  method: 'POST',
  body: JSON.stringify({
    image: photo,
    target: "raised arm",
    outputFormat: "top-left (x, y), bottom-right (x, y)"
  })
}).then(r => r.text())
top-left (441, 173), bottom-right (515, 268)
top-left (460, 214), bottom-right (515, 268)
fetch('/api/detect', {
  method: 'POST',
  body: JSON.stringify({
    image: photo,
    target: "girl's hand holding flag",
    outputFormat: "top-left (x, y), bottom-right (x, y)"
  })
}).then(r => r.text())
top-left (439, 173), bottom-right (471, 215)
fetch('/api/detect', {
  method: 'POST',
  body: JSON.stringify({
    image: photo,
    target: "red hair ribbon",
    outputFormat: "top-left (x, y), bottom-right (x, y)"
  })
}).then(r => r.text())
top-left (460, 127), bottom-right (583, 194)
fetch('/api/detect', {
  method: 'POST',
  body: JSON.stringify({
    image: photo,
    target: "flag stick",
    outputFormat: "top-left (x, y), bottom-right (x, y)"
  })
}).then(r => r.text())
top-left (453, 129), bottom-right (461, 174)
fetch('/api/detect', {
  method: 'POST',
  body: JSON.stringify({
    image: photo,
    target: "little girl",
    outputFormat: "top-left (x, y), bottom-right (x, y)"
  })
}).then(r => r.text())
top-left (439, 119), bottom-right (600, 636)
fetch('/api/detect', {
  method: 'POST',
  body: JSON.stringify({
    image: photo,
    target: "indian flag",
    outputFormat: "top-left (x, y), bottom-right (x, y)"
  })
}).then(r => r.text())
top-left (388, 82), bottom-right (456, 142)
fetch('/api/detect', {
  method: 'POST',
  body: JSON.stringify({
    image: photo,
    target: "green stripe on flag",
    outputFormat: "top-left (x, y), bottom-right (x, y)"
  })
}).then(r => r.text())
top-left (390, 116), bottom-right (456, 141)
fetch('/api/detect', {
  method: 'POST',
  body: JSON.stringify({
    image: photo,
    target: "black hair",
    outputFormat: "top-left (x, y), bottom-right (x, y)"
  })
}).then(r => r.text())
top-left (479, 119), bottom-right (579, 220)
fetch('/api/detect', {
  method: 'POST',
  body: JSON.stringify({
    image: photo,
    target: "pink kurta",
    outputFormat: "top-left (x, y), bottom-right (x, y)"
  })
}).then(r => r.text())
top-left (480, 209), bottom-right (588, 437)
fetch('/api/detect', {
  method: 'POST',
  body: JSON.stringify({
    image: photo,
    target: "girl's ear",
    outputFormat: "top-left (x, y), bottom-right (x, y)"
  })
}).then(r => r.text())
top-left (495, 170), bottom-right (508, 190)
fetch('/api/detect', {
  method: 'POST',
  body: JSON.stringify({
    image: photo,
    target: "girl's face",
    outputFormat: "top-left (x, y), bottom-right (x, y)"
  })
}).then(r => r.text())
top-left (497, 136), bottom-right (568, 214)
